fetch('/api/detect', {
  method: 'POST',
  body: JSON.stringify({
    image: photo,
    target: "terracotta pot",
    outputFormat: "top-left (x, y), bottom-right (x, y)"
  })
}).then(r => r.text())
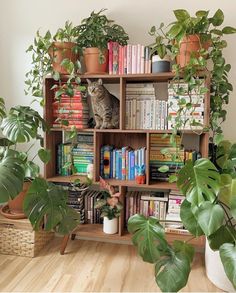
top-left (48, 42), bottom-right (79, 75)
top-left (176, 34), bottom-right (210, 68)
top-left (83, 47), bottom-right (108, 74)
top-left (135, 175), bottom-right (146, 184)
top-left (8, 181), bottom-right (31, 216)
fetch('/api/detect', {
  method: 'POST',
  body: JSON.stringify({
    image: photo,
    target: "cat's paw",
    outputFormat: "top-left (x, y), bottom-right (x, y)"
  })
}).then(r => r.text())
top-left (101, 122), bottom-right (113, 129)
top-left (95, 124), bottom-right (101, 129)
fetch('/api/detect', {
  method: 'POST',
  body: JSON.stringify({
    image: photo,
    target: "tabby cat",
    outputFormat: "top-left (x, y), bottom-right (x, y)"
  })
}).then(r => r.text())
top-left (87, 78), bottom-right (120, 129)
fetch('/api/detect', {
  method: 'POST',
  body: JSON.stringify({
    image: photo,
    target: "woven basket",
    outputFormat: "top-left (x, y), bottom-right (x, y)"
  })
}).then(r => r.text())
top-left (0, 215), bottom-right (54, 257)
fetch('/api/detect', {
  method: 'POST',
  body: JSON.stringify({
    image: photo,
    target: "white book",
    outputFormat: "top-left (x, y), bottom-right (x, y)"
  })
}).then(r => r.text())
top-left (137, 44), bottom-right (141, 74)
top-left (131, 45), bottom-right (137, 74)
top-left (127, 44), bottom-right (132, 74)
top-left (140, 45), bottom-right (145, 74)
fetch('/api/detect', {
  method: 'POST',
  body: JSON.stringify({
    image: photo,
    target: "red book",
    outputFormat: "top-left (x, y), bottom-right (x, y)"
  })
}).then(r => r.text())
top-left (124, 45), bottom-right (127, 74)
top-left (112, 42), bottom-right (119, 74)
top-left (53, 113), bottom-right (89, 119)
top-left (118, 45), bottom-right (122, 75)
top-left (52, 102), bottom-right (88, 111)
top-left (108, 41), bottom-right (113, 75)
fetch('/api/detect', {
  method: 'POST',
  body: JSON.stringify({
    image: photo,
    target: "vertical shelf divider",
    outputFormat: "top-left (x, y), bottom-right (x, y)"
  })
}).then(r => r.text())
top-left (146, 132), bottom-right (150, 185)
top-left (94, 130), bottom-right (101, 182)
top-left (119, 186), bottom-right (127, 236)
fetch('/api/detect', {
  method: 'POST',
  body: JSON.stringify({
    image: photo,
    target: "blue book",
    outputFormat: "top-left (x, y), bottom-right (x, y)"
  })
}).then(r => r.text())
top-left (130, 151), bottom-right (135, 180)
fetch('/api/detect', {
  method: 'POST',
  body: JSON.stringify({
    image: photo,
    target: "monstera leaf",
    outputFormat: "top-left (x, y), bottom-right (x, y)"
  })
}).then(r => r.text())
top-left (155, 241), bottom-right (194, 292)
top-left (177, 158), bottom-right (220, 205)
top-left (220, 243), bottom-right (236, 289)
top-left (0, 154), bottom-right (24, 202)
top-left (1, 106), bottom-right (48, 143)
top-left (216, 140), bottom-right (236, 175)
top-left (128, 214), bottom-right (167, 263)
top-left (23, 178), bottom-right (80, 234)
top-left (0, 97), bottom-right (6, 121)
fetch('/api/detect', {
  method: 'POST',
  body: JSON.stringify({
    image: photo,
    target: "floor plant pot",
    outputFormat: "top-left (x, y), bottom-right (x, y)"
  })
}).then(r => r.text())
top-left (205, 240), bottom-right (234, 292)
top-left (152, 55), bottom-right (170, 73)
top-left (83, 47), bottom-right (108, 74)
top-left (49, 42), bottom-right (79, 75)
top-left (103, 217), bottom-right (118, 234)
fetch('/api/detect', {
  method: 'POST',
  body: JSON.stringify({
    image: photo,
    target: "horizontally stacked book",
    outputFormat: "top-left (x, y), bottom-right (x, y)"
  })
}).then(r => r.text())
top-left (52, 89), bottom-right (89, 129)
top-left (168, 81), bottom-right (205, 130)
top-left (149, 134), bottom-right (201, 182)
top-left (100, 145), bottom-right (146, 180)
top-left (108, 42), bottom-right (151, 75)
top-left (125, 83), bottom-right (168, 130)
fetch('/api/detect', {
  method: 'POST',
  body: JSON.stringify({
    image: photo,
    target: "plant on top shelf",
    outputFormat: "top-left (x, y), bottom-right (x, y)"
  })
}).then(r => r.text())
top-left (0, 96), bottom-right (80, 235)
top-left (77, 8), bottom-right (129, 74)
top-left (149, 9), bottom-right (236, 144)
top-left (128, 140), bottom-right (236, 292)
top-left (25, 20), bottom-right (81, 105)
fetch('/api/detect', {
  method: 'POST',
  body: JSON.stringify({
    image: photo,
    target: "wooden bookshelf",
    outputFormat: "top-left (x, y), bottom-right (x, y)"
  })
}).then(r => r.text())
top-left (44, 73), bottom-right (210, 248)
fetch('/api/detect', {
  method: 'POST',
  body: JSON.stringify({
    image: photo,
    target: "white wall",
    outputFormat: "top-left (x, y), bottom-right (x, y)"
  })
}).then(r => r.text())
top-left (0, 0), bottom-right (236, 141)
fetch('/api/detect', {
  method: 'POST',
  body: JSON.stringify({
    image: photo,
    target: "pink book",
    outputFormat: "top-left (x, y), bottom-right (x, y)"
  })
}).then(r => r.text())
top-left (108, 41), bottom-right (113, 75)
top-left (123, 45), bottom-right (127, 74)
top-left (120, 46), bottom-right (124, 74)
top-left (118, 45), bottom-right (122, 75)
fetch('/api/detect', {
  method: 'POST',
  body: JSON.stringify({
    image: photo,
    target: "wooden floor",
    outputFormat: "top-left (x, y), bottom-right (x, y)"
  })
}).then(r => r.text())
top-left (0, 237), bottom-right (222, 292)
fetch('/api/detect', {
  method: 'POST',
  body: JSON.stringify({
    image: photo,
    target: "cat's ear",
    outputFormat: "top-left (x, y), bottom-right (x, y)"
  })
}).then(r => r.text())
top-left (86, 79), bottom-right (91, 85)
top-left (98, 79), bottom-right (103, 85)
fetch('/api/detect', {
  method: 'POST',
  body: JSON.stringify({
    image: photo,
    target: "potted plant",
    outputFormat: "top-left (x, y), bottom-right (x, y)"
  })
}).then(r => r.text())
top-left (0, 96), bottom-right (80, 234)
top-left (128, 140), bottom-right (236, 292)
top-left (77, 8), bottom-right (129, 74)
top-left (95, 177), bottom-right (123, 234)
top-left (25, 20), bottom-right (80, 103)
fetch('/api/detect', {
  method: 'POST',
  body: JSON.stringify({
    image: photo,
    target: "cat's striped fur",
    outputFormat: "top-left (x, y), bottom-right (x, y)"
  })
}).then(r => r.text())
top-left (87, 79), bottom-right (120, 129)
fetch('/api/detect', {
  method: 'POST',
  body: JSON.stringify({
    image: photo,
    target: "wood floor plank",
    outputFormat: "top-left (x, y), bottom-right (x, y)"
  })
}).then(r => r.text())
top-left (0, 237), bottom-right (222, 292)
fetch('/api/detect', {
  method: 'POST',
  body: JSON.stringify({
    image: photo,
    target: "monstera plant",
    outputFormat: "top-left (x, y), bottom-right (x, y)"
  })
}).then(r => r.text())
top-left (128, 140), bottom-right (236, 292)
top-left (0, 97), bottom-right (80, 234)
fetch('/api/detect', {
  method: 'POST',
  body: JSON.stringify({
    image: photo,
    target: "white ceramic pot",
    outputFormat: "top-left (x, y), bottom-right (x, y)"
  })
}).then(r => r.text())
top-left (205, 240), bottom-right (235, 292)
top-left (103, 217), bottom-right (118, 234)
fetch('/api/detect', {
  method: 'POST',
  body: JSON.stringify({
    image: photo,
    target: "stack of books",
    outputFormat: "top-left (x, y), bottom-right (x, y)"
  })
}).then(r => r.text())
top-left (72, 133), bottom-right (94, 175)
top-left (165, 189), bottom-right (185, 230)
top-left (125, 83), bottom-right (168, 130)
top-left (108, 42), bottom-right (151, 75)
top-left (56, 143), bottom-right (72, 176)
top-left (100, 145), bottom-right (146, 180)
top-left (125, 190), bottom-right (168, 225)
top-left (83, 189), bottom-right (103, 224)
top-left (52, 89), bottom-right (89, 129)
top-left (149, 134), bottom-right (184, 182)
top-left (168, 81), bottom-right (205, 130)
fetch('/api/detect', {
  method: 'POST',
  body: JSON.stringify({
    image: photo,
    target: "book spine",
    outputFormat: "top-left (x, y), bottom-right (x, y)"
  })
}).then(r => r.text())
top-left (108, 41), bottom-right (113, 75)
top-left (112, 42), bottom-right (119, 74)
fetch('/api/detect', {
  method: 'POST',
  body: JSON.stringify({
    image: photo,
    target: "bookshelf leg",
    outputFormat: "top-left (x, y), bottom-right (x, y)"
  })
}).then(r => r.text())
top-left (60, 235), bottom-right (70, 255)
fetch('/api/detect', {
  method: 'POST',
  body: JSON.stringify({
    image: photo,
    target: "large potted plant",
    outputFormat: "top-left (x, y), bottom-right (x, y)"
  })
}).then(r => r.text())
top-left (77, 9), bottom-right (129, 74)
top-left (128, 140), bottom-right (236, 292)
top-left (0, 97), bottom-right (80, 234)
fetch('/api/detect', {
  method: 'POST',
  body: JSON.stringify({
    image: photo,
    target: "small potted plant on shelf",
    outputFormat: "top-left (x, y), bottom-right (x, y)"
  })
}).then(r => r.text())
top-left (0, 96), bottom-right (81, 235)
top-left (77, 8), bottom-right (129, 74)
top-left (128, 140), bottom-right (236, 292)
top-left (25, 20), bottom-right (80, 103)
top-left (95, 177), bottom-right (123, 234)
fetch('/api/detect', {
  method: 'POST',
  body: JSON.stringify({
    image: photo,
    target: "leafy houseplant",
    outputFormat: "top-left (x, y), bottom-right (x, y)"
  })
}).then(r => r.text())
top-left (149, 9), bottom-right (236, 143)
top-left (25, 21), bottom-right (81, 105)
top-left (77, 8), bottom-right (129, 74)
top-left (128, 140), bottom-right (236, 292)
top-left (0, 96), bottom-right (80, 234)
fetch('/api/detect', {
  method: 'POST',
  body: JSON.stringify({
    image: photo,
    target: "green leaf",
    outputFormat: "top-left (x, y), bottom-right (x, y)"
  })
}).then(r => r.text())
top-left (167, 23), bottom-right (183, 39)
top-left (220, 243), bottom-right (236, 289)
top-left (208, 226), bottom-right (236, 250)
top-left (0, 155), bottom-right (24, 202)
top-left (174, 9), bottom-right (190, 21)
top-left (211, 9), bottom-right (224, 26)
top-left (198, 202), bottom-right (224, 236)
top-left (24, 178), bottom-right (79, 234)
top-left (128, 214), bottom-right (167, 263)
top-left (214, 133), bottom-right (224, 145)
top-left (38, 148), bottom-right (51, 164)
top-left (180, 199), bottom-right (204, 236)
top-left (229, 180), bottom-right (236, 219)
top-left (222, 26), bottom-right (236, 34)
top-left (196, 10), bottom-right (209, 18)
top-left (158, 165), bottom-right (169, 173)
top-left (177, 159), bottom-right (220, 205)
top-left (56, 207), bottom-right (80, 234)
top-left (155, 241), bottom-right (194, 292)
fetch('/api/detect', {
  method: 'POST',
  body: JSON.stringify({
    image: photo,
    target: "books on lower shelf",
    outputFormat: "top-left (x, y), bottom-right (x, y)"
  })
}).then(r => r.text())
top-left (100, 145), bottom-right (146, 180)
top-left (126, 190), bottom-right (168, 225)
